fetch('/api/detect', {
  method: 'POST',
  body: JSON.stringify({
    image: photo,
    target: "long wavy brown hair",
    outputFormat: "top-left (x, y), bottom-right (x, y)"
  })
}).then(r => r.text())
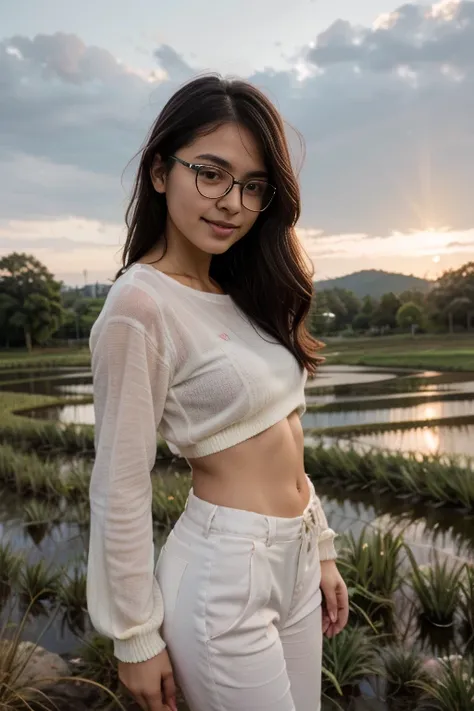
top-left (117, 73), bottom-right (324, 375)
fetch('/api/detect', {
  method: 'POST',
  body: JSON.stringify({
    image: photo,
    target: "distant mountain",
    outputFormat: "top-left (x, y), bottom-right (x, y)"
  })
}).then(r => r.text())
top-left (313, 270), bottom-right (433, 299)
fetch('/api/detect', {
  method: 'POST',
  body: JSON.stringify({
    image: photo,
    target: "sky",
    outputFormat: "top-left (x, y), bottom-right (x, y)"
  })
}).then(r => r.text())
top-left (1, 0), bottom-right (474, 286)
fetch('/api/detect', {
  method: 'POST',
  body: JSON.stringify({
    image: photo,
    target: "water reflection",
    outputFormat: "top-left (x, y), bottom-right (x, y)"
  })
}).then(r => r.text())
top-left (303, 399), bottom-right (474, 429)
top-left (25, 403), bottom-right (95, 425)
top-left (8, 364), bottom-right (474, 457)
top-left (314, 424), bottom-right (474, 458)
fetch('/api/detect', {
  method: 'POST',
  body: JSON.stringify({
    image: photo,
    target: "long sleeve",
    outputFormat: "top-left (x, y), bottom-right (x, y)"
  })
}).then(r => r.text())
top-left (309, 482), bottom-right (338, 561)
top-left (314, 497), bottom-right (338, 561)
top-left (87, 312), bottom-right (172, 663)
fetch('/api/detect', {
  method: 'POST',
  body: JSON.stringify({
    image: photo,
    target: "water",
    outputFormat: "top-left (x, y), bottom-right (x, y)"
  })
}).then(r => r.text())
top-left (327, 425), bottom-right (474, 458)
top-left (0, 367), bottom-right (92, 397)
top-left (12, 364), bottom-right (474, 457)
top-left (1, 362), bottom-right (473, 709)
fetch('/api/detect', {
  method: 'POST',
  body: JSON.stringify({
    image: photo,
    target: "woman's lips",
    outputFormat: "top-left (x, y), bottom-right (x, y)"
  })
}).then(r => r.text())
top-left (202, 218), bottom-right (237, 238)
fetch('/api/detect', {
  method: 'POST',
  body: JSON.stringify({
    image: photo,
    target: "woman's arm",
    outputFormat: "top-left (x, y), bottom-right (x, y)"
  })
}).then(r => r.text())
top-left (87, 309), bottom-right (172, 663)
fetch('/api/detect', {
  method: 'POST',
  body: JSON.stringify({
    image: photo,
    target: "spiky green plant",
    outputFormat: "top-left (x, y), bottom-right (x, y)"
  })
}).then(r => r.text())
top-left (64, 499), bottom-right (90, 527)
top-left (151, 473), bottom-right (191, 528)
top-left (58, 565), bottom-right (87, 612)
top-left (17, 561), bottom-right (61, 605)
top-left (77, 634), bottom-right (124, 708)
top-left (406, 548), bottom-right (464, 626)
top-left (63, 463), bottom-right (92, 502)
top-left (460, 564), bottom-right (474, 647)
top-left (336, 528), bottom-right (403, 630)
top-left (304, 445), bottom-right (474, 514)
top-left (381, 644), bottom-right (432, 704)
top-left (415, 656), bottom-right (474, 710)
top-left (57, 565), bottom-right (88, 636)
top-left (0, 596), bottom-right (127, 710)
top-left (23, 500), bottom-right (58, 527)
top-left (322, 626), bottom-right (379, 700)
top-left (0, 543), bottom-right (23, 602)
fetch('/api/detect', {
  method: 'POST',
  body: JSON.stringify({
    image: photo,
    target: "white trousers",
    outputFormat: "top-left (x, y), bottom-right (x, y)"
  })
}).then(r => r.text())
top-left (156, 475), bottom-right (324, 711)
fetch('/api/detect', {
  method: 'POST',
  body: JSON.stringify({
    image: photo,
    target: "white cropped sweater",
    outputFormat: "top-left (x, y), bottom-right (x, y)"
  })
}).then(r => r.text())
top-left (87, 262), bottom-right (338, 663)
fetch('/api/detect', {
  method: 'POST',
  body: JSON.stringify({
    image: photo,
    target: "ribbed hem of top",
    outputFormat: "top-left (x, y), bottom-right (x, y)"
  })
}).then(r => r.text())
top-left (176, 395), bottom-right (306, 459)
top-left (318, 529), bottom-right (338, 561)
top-left (114, 629), bottom-right (166, 663)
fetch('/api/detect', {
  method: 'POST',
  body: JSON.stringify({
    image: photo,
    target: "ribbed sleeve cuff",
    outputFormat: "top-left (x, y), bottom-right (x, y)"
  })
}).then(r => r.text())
top-left (114, 629), bottom-right (166, 663)
top-left (318, 529), bottom-right (338, 561)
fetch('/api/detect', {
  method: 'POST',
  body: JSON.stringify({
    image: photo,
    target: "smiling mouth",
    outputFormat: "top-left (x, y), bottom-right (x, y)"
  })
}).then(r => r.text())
top-left (203, 219), bottom-right (239, 228)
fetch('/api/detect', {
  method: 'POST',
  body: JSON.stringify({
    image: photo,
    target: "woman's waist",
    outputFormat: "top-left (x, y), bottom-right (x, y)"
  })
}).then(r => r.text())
top-left (189, 412), bottom-right (306, 517)
top-left (175, 473), bottom-right (321, 545)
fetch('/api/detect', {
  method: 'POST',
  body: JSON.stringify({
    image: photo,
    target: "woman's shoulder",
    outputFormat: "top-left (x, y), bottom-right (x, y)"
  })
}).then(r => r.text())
top-left (104, 263), bottom-right (171, 323)
top-left (93, 264), bottom-right (176, 360)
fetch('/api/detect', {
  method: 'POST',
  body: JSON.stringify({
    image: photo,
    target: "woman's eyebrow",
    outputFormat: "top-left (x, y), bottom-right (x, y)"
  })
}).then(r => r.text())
top-left (194, 153), bottom-right (268, 179)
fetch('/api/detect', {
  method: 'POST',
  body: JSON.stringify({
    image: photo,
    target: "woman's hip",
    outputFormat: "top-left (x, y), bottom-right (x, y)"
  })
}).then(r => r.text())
top-left (155, 479), bottom-right (323, 643)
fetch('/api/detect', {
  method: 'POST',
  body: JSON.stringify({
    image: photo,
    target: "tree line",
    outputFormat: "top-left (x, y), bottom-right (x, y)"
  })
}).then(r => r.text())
top-left (0, 252), bottom-right (473, 350)
top-left (308, 262), bottom-right (474, 337)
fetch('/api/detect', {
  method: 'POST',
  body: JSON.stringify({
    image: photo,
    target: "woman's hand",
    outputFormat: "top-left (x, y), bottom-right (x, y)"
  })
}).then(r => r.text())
top-left (118, 649), bottom-right (178, 711)
top-left (320, 560), bottom-right (349, 638)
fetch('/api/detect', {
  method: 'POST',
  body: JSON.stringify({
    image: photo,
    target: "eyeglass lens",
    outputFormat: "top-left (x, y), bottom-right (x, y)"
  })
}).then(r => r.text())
top-left (197, 166), bottom-right (273, 212)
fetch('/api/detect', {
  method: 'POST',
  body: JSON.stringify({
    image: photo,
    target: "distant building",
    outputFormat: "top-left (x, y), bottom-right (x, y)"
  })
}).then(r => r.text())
top-left (61, 282), bottom-right (111, 298)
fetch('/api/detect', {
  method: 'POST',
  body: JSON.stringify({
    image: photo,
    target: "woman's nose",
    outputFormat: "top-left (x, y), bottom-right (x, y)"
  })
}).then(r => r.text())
top-left (216, 183), bottom-right (242, 213)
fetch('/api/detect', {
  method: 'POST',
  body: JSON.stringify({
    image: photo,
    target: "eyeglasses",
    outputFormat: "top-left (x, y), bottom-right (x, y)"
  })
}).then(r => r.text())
top-left (169, 155), bottom-right (276, 212)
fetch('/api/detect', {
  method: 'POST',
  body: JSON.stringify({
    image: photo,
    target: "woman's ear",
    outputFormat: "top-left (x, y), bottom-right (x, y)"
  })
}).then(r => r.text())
top-left (150, 154), bottom-right (167, 194)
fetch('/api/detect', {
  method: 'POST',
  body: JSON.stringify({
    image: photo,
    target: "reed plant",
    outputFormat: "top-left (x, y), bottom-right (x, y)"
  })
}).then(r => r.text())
top-left (58, 564), bottom-right (88, 636)
top-left (0, 391), bottom-right (95, 455)
top-left (17, 561), bottom-right (61, 606)
top-left (0, 543), bottom-right (23, 602)
top-left (63, 462), bottom-right (91, 501)
top-left (23, 499), bottom-right (59, 527)
top-left (77, 634), bottom-right (127, 709)
top-left (0, 443), bottom-right (65, 500)
top-left (380, 644), bottom-right (432, 706)
top-left (0, 351), bottom-right (90, 370)
top-left (459, 564), bottom-right (474, 648)
top-left (305, 445), bottom-right (474, 513)
top-left (322, 625), bottom-right (379, 701)
top-left (415, 656), bottom-right (474, 710)
top-left (0, 596), bottom-right (126, 711)
top-left (337, 529), bottom-right (403, 627)
top-left (151, 472), bottom-right (191, 528)
top-left (64, 499), bottom-right (90, 526)
top-left (57, 565), bottom-right (87, 613)
top-left (406, 548), bottom-right (464, 626)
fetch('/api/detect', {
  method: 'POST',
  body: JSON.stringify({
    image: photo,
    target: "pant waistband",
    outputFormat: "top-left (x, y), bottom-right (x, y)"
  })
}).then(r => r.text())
top-left (180, 474), bottom-right (321, 546)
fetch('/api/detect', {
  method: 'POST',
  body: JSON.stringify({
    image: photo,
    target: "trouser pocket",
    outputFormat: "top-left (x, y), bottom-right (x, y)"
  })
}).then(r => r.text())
top-left (204, 536), bottom-right (271, 642)
top-left (155, 538), bottom-right (189, 633)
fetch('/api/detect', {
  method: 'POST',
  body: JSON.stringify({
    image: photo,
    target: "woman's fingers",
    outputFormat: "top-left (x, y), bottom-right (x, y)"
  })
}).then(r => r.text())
top-left (162, 671), bottom-right (178, 711)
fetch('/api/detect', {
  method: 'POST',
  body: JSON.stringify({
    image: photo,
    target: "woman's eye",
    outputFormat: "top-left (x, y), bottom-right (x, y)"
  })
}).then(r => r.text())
top-left (201, 169), bottom-right (222, 181)
top-left (245, 182), bottom-right (264, 195)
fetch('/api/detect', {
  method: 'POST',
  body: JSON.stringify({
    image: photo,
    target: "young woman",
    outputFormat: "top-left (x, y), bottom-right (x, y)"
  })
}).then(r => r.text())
top-left (87, 74), bottom-right (349, 711)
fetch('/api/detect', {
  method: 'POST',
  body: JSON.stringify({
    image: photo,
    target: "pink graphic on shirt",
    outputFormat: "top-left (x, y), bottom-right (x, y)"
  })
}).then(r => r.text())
top-left (219, 333), bottom-right (230, 340)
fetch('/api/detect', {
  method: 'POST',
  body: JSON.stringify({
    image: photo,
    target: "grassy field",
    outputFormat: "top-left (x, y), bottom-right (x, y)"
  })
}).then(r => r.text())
top-left (322, 333), bottom-right (474, 371)
top-left (1, 334), bottom-right (474, 372)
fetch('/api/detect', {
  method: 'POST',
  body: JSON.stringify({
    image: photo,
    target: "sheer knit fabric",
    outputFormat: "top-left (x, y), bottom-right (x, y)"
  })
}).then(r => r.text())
top-left (87, 262), bottom-right (338, 663)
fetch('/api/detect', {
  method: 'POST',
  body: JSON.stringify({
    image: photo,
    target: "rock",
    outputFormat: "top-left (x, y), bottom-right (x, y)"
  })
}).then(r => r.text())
top-left (1, 641), bottom-right (70, 689)
top-left (38, 680), bottom-right (101, 711)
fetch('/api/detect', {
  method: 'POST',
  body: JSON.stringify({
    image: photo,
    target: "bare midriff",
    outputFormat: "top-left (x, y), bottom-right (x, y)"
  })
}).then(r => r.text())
top-left (188, 410), bottom-right (310, 518)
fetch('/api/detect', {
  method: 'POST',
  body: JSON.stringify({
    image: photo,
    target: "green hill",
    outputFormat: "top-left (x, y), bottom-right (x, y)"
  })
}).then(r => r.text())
top-left (314, 270), bottom-right (433, 299)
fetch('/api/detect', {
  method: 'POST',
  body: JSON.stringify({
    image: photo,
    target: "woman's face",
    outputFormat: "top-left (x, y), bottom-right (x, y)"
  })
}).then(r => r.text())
top-left (151, 122), bottom-right (267, 255)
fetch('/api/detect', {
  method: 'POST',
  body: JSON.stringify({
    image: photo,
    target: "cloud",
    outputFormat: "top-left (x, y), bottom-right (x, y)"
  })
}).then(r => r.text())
top-left (1, 3), bottom-right (474, 239)
top-left (153, 44), bottom-right (195, 81)
top-left (0, 236), bottom-right (112, 252)
top-left (305, 1), bottom-right (474, 71)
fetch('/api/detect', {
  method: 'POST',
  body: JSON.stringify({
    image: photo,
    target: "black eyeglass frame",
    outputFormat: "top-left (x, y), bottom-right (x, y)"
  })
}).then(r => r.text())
top-left (168, 155), bottom-right (276, 212)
